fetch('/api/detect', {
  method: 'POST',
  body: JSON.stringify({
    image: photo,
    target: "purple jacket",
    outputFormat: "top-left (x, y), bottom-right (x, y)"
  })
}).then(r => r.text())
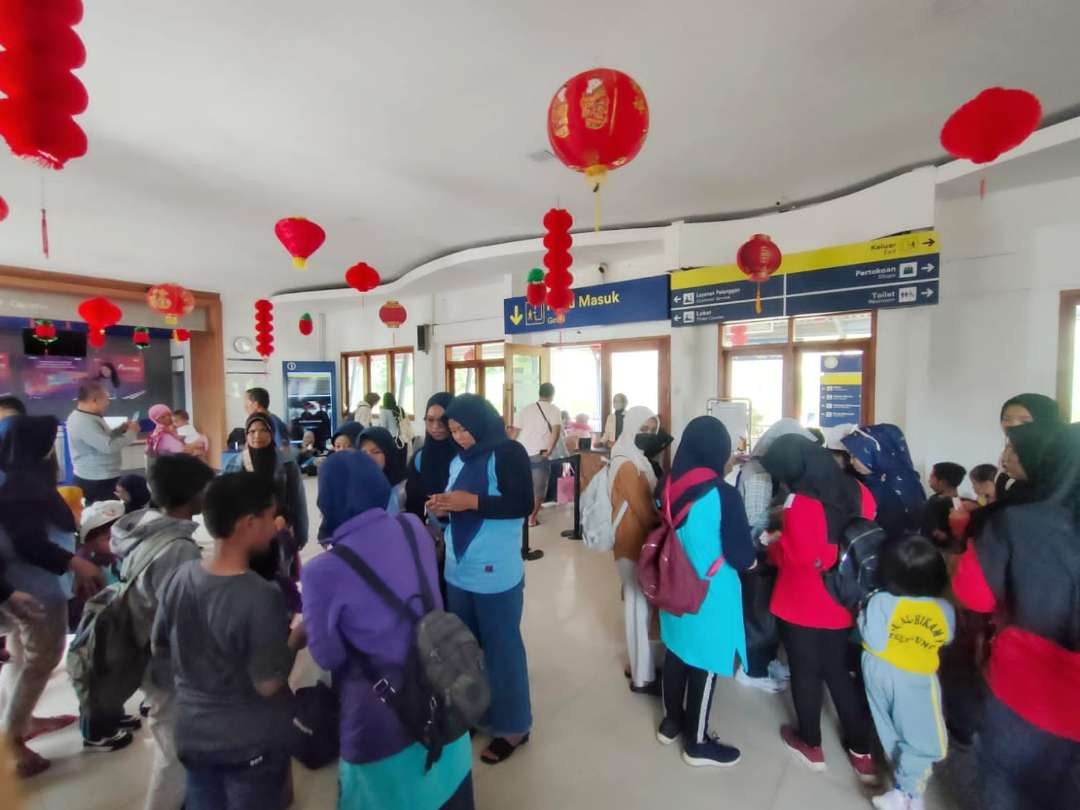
top-left (300, 508), bottom-right (440, 764)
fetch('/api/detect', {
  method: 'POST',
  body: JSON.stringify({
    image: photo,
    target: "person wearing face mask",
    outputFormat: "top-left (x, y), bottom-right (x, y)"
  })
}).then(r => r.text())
top-left (600, 394), bottom-right (629, 448)
top-left (222, 413), bottom-right (308, 547)
top-left (608, 407), bottom-right (663, 694)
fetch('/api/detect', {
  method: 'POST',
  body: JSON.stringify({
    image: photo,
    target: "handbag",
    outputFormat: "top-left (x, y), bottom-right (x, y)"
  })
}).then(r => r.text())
top-left (289, 682), bottom-right (340, 769)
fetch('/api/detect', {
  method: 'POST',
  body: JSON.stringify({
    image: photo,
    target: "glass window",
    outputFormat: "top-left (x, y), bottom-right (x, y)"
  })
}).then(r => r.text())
top-left (611, 349), bottom-right (659, 417)
top-left (722, 318), bottom-right (787, 348)
top-left (453, 367), bottom-right (477, 396)
top-left (346, 357), bottom-right (367, 412)
top-left (484, 366), bottom-right (505, 417)
top-left (394, 352), bottom-right (414, 415)
top-left (729, 354), bottom-right (784, 443)
top-left (449, 345), bottom-right (476, 362)
top-left (799, 349), bottom-right (864, 429)
top-left (794, 312), bottom-right (873, 342)
top-left (551, 345), bottom-right (602, 432)
top-left (369, 354), bottom-right (389, 404)
top-left (480, 342), bottom-right (505, 360)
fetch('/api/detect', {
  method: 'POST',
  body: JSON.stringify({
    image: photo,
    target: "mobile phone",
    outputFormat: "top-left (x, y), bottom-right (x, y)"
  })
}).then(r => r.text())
top-left (130, 410), bottom-right (141, 422)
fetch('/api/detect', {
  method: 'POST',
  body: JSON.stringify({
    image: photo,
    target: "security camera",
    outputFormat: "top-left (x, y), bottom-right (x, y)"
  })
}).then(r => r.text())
top-left (598, 262), bottom-right (608, 275)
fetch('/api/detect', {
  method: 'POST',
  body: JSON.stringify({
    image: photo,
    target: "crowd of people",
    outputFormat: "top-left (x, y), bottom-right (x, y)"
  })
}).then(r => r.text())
top-left (0, 378), bottom-right (1077, 810)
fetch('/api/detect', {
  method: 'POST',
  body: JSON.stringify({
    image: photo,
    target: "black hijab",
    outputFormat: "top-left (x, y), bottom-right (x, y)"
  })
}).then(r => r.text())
top-left (761, 432), bottom-right (862, 545)
top-left (117, 474), bottom-right (151, 513)
top-left (1000, 393), bottom-right (1062, 425)
top-left (359, 426), bottom-right (407, 486)
top-left (245, 412), bottom-right (279, 483)
top-left (0, 415), bottom-right (75, 533)
top-left (1006, 421), bottom-right (1069, 502)
top-left (419, 392), bottom-right (456, 497)
top-left (670, 416), bottom-right (730, 524)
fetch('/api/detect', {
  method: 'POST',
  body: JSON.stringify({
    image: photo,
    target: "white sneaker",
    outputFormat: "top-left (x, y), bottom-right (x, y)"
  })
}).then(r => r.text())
top-left (767, 659), bottom-right (791, 681)
top-left (735, 667), bottom-right (786, 693)
top-left (871, 789), bottom-right (913, 810)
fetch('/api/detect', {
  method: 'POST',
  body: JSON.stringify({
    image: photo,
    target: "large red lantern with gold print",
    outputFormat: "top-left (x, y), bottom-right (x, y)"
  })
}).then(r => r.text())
top-left (736, 234), bottom-right (782, 314)
top-left (146, 283), bottom-right (194, 326)
top-left (547, 67), bottom-right (649, 229)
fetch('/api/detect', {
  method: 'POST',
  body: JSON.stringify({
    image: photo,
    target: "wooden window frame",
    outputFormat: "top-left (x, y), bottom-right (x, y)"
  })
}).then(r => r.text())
top-left (718, 311), bottom-right (877, 425)
top-left (1058, 290), bottom-right (1080, 419)
top-left (445, 341), bottom-right (505, 403)
top-left (340, 347), bottom-right (415, 417)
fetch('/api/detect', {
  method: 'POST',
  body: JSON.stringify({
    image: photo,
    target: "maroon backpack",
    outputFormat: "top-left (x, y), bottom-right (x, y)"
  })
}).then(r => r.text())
top-left (637, 468), bottom-right (725, 617)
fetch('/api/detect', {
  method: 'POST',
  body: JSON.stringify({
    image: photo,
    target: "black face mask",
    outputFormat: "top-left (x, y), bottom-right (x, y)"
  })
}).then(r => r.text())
top-left (635, 431), bottom-right (669, 459)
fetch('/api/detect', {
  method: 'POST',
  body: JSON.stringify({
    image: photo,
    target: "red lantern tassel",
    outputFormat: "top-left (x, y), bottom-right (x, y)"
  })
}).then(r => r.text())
top-left (41, 208), bottom-right (49, 258)
top-left (755, 283), bottom-right (762, 314)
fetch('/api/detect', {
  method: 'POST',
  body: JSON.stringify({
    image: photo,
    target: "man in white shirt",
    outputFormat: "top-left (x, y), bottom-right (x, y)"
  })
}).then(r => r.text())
top-left (66, 380), bottom-right (139, 504)
top-left (511, 382), bottom-right (562, 527)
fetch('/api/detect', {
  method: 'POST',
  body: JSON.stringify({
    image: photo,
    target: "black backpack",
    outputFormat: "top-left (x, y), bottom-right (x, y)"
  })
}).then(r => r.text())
top-left (290, 682), bottom-right (339, 769)
top-left (822, 517), bottom-right (887, 611)
top-left (331, 516), bottom-right (490, 770)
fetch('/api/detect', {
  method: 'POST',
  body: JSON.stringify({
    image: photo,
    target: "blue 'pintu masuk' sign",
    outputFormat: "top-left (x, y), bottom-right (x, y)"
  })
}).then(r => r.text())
top-left (503, 275), bottom-right (670, 334)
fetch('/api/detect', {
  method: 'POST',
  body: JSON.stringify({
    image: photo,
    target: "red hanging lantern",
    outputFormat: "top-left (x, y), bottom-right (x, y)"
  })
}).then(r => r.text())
top-left (146, 283), bottom-right (195, 326)
top-left (274, 217), bottom-right (325, 269)
top-left (378, 300), bottom-right (407, 330)
top-left (547, 68), bottom-right (649, 230)
top-left (345, 262), bottom-right (380, 293)
top-left (77, 296), bottom-right (122, 348)
top-left (172, 328), bottom-right (190, 342)
top-left (525, 267), bottom-right (547, 308)
top-left (0, 195), bottom-right (8, 222)
top-left (298, 313), bottom-right (314, 336)
top-left (132, 327), bottom-right (151, 350)
top-left (736, 234), bottom-right (782, 315)
top-left (542, 209), bottom-right (574, 318)
top-left (730, 324), bottom-right (748, 347)
top-left (940, 87), bottom-right (1042, 165)
top-left (31, 318), bottom-right (57, 345)
top-left (254, 299), bottom-right (274, 358)
top-left (0, 0), bottom-right (89, 169)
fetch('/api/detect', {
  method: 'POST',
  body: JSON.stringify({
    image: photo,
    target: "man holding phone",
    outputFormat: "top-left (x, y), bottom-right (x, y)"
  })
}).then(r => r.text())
top-left (67, 381), bottom-right (139, 504)
top-left (510, 382), bottom-right (562, 528)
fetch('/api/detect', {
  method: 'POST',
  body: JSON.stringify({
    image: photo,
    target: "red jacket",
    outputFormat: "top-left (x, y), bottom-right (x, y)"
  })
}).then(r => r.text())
top-left (768, 485), bottom-right (875, 630)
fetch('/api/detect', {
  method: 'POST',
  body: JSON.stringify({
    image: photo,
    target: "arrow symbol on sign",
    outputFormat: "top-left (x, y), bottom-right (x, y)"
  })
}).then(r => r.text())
top-left (921, 288), bottom-right (935, 299)
top-left (922, 238), bottom-right (936, 247)
top-left (921, 262), bottom-right (935, 272)
top-left (673, 294), bottom-right (682, 304)
top-left (674, 314), bottom-right (682, 323)
top-left (510, 305), bottom-right (523, 326)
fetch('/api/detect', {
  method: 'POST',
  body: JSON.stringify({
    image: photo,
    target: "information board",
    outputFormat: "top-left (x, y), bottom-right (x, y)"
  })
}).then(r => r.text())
top-left (504, 275), bottom-right (670, 334)
top-left (670, 230), bottom-right (939, 327)
top-left (819, 354), bottom-right (863, 428)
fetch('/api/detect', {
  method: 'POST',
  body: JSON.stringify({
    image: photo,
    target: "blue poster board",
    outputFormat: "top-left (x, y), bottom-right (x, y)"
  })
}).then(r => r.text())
top-left (281, 360), bottom-right (337, 447)
top-left (670, 230), bottom-right (940, 327)
top-left (819, 354), bottom-right (863, 427)
top-left (504, 275), bottom-right (670, 334)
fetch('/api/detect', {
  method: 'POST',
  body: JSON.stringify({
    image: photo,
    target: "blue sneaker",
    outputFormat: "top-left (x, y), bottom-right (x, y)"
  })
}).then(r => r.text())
top-left (682, 736), bottom-right (741, 767)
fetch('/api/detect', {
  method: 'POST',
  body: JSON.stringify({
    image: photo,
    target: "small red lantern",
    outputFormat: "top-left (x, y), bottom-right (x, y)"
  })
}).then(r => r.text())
top-left (172, 328), bottom-right (190, 342)
top-left (146, 283), bottom-right (195, 326)
top-left (0, 195), bottom-right (8, 222)
top-left (298, 313), bottom-right (313, 336)
top-left (32, 319), bottom-right (57, 345)
top-left (345, 262), bottom-right (380, 293)
top-left (77, 296), bottom-right (122, 348)
top-left (132, 327), bottom-right (151, 350)
top-left (940, 87), bottom-right (1042, 165)
top-left (736, 234), bottom-right (783, 314)
top-left (274, 217), bottom-right (325, 269)
top-left (730, 324), bottom-right (748, 347)
top-left (379, 300), bottom-right (407, 330)
top-left (254, 299), bottom-right (274, 358)
top-left (547, 68), bottom-right (649, 230)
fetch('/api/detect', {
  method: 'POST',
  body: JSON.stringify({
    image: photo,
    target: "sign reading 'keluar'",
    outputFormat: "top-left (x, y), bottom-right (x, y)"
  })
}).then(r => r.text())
top-left (503, 275), bottom-right (670, 334)
top-left (669, 230), bottom-right (940, 327)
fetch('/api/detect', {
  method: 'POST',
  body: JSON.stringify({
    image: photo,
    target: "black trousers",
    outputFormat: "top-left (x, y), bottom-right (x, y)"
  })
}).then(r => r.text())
top-left (662, 651), bottom-right (717, 745)
top-left (740, 569), bottom-right (779, 677)
top-left (779, 620), bottom-right (871, 752)
top-left (74, 475), bottom-right (120, 505)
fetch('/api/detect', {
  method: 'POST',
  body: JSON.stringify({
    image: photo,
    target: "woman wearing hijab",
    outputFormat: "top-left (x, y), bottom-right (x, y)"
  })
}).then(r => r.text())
top-left (608, 406), bottom-right (663, 694)
top-left (222, 412), bottom-right (308, 546)
top-left (303, 452), bottom-right (474, 809)
top-left (0, 416), bottom-right (104, 777)
top-left (841, 424), bottom-right (926, 541)
top-left (359, 426), bottom-right (408, 515)
top-left (426, 395), bottom-right (533, 765)
top-left (760, 433), bottom-right (877, 781)
top-left (953, 422), bottom-right (1079, 810)
top-left (114, 474), bottom-right (151, 513)
top-left (995, 393), bottom-right (1062, 499)
top-left (735, 418), bottom-right (816, 694)
top-left (405, 393), bottom-right (457, 519)
top-left (655, 416), bottom-right (755, 767)
top-left (332, 420), bottom-right (365, 452)
top-left (144, 405), bottom-right (187, 461)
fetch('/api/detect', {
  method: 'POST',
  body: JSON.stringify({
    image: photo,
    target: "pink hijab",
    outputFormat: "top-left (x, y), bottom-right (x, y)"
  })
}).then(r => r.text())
top-left (147, 404), bottom-right (185, 456)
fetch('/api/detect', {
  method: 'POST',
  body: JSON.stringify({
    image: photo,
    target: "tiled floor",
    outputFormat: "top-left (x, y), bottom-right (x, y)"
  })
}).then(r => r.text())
top-left (15, 488), bottom-right (963, 810)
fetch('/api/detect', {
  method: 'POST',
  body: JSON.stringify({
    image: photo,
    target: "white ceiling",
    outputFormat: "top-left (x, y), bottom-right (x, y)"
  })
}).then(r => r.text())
top-left (2, 0), bottom-right (1079, 297)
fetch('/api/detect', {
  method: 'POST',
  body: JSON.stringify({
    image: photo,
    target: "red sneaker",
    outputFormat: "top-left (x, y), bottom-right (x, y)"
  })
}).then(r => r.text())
top-left (847, 749), bottom-right (879, 785)
top-left (780, 725), bottom-right (826, 772)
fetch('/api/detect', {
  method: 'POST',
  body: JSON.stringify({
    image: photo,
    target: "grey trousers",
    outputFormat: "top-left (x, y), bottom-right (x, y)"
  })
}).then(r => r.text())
top-left (0, 599), bottom-right (68, 742)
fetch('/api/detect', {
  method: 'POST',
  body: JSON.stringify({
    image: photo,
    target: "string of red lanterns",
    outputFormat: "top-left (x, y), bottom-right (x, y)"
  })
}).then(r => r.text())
top-left (254, 299), bottom-right (274, 358)
top-left (542, 208), bottom-right (574, 321)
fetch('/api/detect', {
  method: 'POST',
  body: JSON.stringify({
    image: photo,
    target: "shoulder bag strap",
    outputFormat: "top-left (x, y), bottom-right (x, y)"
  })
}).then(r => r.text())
top-left (535, 402), bottom-right (553, 432)
top-left (395, 515), bottom-right (435, 614)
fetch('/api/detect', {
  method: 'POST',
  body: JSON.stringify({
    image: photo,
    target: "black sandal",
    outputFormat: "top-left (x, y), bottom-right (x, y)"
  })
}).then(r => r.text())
top-left (481, 734), bottom-right (530, 764)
